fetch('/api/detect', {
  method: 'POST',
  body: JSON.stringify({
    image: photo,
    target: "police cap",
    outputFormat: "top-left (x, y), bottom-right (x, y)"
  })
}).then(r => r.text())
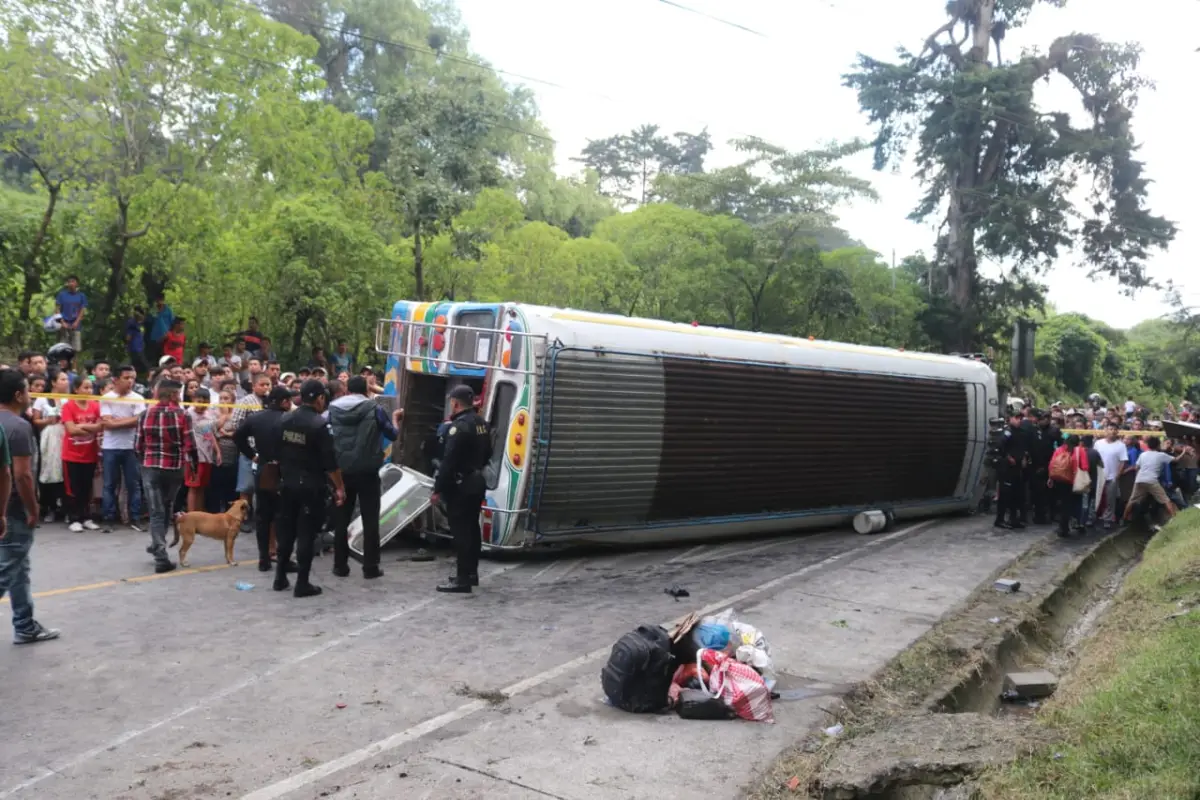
top-left (448, 385), bottom-right (475, 405)
top-left (267, 385), bottom-right (297, 407)
top-left (298, 379), bottom-right (327, 404)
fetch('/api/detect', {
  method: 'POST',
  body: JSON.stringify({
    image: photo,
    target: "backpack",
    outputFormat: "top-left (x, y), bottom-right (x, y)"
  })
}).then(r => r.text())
top-left (1049, 448), bottom-right (1075, 483)
top-left (601, 625), bottom-right (675, 713)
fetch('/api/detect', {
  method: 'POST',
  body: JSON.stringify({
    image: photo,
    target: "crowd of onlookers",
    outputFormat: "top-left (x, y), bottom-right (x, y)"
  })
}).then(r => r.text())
top-left (12, 296), bottom-right (383, 531)
top-left (996, 394), bottom-right (1199, 538)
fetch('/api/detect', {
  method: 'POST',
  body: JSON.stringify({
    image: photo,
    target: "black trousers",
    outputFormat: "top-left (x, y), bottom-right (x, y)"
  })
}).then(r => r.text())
top-left (255, 489), bottom-right (280, 562)
top-left (335, 471), bottom-right (382, 570)
top-left (995, 466), bottom-right (1023, 524)
top-left (1054, 482), bottom-right (1077, 536)
top-left (447, 493), bottom-right (485, 582)
top-left (1028, 466), bottom-right (1049, 521)
top-left (277, 487), bottom-right (325, 586)
top-left (65, 461), bottom-right (96, 523)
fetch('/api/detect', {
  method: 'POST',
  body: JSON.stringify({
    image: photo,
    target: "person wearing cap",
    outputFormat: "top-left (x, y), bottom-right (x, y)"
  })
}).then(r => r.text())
top-left (328, 376), bottom-right (403, 580)
top-left (235, 385), bottom-right (296, 572)
top-left (432, 385), bottom-right (493, 594)
top-left (273, 379), bottom-right (345, 597)
top-left (134, 379), bottom-right (197, 573)
top-left (195, 342), bottom-right (217, 369)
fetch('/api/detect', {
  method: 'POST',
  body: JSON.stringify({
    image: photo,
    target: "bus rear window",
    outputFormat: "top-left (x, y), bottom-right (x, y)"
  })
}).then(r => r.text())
top-left (451, 310), bottom-right (497, 366)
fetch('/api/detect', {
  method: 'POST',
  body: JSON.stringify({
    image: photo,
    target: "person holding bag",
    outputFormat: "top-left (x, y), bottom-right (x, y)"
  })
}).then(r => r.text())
top-left (1048, 434), bottom-right (1085, 538)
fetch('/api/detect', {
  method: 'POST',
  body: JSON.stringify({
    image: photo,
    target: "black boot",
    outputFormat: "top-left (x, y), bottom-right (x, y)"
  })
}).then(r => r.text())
top-left (446, 574), bottom-right (479, 587)
top-left (363, 565), bottom-right (384, 580)
top-left (436, 577), bottom-right (472, 594)
top-left (332, 563), bottom-right (350, 578)
top-left (294, 582), bottom-right (323, 598)
top-left (258, 559), bottom-right (272, 572)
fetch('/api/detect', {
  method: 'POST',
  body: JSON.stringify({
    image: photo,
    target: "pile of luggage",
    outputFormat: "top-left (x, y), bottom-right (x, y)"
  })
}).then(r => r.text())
top-left (600, 609), bottom-right (775, 723)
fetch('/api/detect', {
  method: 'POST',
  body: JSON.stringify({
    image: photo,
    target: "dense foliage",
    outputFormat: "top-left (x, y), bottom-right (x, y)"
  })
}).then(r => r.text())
top-left (0, 0), bottom-right (1193, 406)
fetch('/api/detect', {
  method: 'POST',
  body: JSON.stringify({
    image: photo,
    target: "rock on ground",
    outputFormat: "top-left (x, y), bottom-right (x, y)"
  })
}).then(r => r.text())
top-left (816, 713), bottom-right (1037, 800)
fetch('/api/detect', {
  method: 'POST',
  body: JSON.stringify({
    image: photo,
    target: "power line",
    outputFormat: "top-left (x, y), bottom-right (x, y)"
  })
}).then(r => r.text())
top-left (654, 0), bottom-right (768, 38)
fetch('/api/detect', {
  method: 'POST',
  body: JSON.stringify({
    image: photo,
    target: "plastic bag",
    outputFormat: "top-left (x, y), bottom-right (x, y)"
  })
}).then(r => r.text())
top-left (695, 622), bottom-right (731, 650)
top-left (735, 644), bottom-right (777, 691)
top-left (697, 649), bottom-right (774, 723)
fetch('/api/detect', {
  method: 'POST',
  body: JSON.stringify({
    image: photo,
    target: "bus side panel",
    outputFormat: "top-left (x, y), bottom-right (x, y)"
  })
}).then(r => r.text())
top-left (531, 351), bottom-right (667, 532)
top-left (533, 349), bottom-right (970, 535)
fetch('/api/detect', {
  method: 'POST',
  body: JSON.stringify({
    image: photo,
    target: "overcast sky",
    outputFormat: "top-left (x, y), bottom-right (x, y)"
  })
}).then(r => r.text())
top-left (454, 0), bottom-right (1197, 330)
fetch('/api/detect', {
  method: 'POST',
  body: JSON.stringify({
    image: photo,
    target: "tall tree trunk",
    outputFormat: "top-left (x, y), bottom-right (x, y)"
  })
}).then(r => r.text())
top-left (18, 183), bottom-right (60, 321)
top-left (412, 219), bottom-right (425, 300)
top-left (103, 199), bottom-right (134, 315)
top-left (292, 308), bottom-right (313, 357)
top-left (945, 188), bottom-right (979, 351)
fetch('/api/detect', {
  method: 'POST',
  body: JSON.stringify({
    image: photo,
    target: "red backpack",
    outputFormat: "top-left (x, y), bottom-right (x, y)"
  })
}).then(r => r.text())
top-left (1049, 447), bottom-right (1075, 483)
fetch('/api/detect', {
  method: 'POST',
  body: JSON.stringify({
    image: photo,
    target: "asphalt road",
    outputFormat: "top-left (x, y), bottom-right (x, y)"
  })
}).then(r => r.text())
top-left (0, 515), bottom-right (1045, 800)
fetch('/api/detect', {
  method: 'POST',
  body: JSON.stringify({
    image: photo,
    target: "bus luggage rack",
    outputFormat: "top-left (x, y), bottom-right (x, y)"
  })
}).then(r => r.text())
top-left (373, 316), bottom-right (546, 376)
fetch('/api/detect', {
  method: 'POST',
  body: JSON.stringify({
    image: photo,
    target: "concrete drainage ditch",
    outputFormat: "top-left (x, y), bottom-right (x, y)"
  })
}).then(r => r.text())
top-left (801, 525), bottom-right (1152, 800)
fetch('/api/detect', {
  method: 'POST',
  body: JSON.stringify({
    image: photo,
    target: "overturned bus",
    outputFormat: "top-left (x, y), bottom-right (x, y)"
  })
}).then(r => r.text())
top-left (347, 301), bottom-right (998, 556)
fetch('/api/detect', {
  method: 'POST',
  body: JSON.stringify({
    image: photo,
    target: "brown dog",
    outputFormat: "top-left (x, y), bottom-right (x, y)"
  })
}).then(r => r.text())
top-left (171, 499), bottom-right (250, 567)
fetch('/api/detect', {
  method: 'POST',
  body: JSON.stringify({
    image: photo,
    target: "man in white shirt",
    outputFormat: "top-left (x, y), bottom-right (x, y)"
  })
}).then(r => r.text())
top-left (1123, 437), bottom-right (1184, 526)
top-left (99, 365), bottom-right (146, 532)
top-left (1093, 424), bottom-right (1128, 528)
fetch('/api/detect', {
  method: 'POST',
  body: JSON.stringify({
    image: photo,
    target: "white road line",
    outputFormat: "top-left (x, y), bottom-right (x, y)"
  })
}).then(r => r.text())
top-left (666, 544), bottom-right (708, 564)
top-left (0, 597), bottom-right (437, 800)
top-left (239, 520), bottom-right (937, 800)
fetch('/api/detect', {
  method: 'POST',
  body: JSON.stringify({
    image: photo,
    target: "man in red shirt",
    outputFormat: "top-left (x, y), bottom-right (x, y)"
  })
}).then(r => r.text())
top-left (134, 380), bottom-right (197, 573)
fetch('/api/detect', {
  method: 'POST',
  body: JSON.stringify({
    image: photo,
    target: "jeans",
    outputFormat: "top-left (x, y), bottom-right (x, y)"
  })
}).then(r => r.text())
top-left (57, 325), bottom-right (82, 352)
top-left (236, 455), bottom-right (255, 495)
top-left (143, 467), bottom-right (183, 566)
top-left (1100, 479), bottom-right (1119, 525)
top-left (102, 449), bottom-right (143, 521)
top-left (335, 471), bottom-right (382, 570)
top-left (0, 515), bottom-right (36, 634)
top-left (1181, 469), bottom-right (1198, 504)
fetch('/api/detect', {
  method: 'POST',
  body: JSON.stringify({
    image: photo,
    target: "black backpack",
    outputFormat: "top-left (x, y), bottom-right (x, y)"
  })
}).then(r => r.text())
top-left (600, 624), bottom-right (675, 713)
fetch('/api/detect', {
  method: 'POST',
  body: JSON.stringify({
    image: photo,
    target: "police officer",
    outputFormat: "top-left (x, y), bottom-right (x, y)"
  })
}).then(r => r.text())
top-left (234, 385), bottom-right (295, 572)
top-left (994, 411), bottom-right (1028, 529)
top-left (432, 385), bottom-right (492, 594)
top-left (274, 379), bottom-right (345, 597)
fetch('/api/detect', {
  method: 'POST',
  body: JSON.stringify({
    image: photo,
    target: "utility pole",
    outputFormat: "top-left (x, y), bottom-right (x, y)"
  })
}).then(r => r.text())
top-left (891, 249), bottom-right (896, 290)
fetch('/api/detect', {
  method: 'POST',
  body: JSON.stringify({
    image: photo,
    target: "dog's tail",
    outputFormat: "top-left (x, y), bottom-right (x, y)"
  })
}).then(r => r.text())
top-left (170, 512), bottom-right (183, 548)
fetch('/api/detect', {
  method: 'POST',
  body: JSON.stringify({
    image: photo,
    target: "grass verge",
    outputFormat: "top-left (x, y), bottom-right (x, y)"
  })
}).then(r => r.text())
top-left (980, 508), bottom-right (1200, 800)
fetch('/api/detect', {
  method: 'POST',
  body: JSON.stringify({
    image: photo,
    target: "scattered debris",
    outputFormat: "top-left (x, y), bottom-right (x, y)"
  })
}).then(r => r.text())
top-left (994, 578), bottom-right (1021, 593)
top-left (823, 723), bottom-right (844, 737)
top-left (235, 582), bottom-right (255, 591)
top-left (335, 703), bottom-right (347, 709)
top-left (785, 775), bottom-right (802, 792)
top-left (664, 584), bottom-right (690, 599)
top-left (988, 616), bottom-right (1003, 624)
top-left (1003, 670), bottom-right (1059, 700)
top-left (831, 619), bottom-right (849, 629)
top-left (452, 683), bottom-right (509, 705)
top-left (409, 549), bottom-right (435, 563)
top-left (583, 735), bottom-right (597, 746)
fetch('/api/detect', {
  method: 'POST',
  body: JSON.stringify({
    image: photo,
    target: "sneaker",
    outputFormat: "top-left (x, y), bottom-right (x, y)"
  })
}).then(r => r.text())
top-left (155, 562), bottom-right (177, 574)
top-left (83, 520), bottom-right (100, 531)
top-left (68, 522), bottom-right (84, 533)
top-left (13, 621), bottom-right (61, 645)
top-left (129, 522), bottom-right (144, 533)
top-left (42, 514), bottom-right (55, 524)
top-left (101, 522), bottom-right (115, 533)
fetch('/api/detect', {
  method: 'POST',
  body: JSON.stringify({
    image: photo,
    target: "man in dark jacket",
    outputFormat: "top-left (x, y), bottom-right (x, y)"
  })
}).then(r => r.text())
top-left (328, 376), bottom-right (402, 579)
top-left (235, 385), bottom-right (296, 572)
top-left (433, 385), bottom-right (492, 594)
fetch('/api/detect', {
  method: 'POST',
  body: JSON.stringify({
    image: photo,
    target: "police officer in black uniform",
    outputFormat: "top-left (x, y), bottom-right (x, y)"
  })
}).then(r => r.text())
top-left (994, 411), bottom-right (1028, 529)
top-left (234, 385), bottom-right (295, 572)
top-left (274, 379), bottom-right (345, 597)
top-left (433, 385), bottom-right (492, 594)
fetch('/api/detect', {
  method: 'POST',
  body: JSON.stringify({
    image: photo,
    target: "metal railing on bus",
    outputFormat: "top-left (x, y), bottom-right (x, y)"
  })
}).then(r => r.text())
top-left (373, 316), bottom-right (546, 376)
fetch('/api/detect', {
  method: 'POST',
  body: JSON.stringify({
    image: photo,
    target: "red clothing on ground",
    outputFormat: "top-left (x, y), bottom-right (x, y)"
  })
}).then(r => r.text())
top-left (61, 400), bottom-right (100, 463)
top-left (163, 330), bottom-right (186, 365)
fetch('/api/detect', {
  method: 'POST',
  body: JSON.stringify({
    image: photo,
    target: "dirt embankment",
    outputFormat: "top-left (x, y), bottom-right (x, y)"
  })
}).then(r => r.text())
top-left (751, 517), bottom-right (1164, 800)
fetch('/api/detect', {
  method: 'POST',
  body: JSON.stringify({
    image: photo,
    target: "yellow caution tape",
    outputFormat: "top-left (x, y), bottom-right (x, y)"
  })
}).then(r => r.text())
top-left (30, 391), bottom-right (249, 411)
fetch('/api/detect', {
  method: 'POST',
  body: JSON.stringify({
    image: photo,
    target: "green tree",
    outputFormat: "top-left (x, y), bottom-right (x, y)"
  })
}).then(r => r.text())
top-left (575, 125), bottom-right (712, 206)
top-left (845, 0), bottom-right (1176, 350)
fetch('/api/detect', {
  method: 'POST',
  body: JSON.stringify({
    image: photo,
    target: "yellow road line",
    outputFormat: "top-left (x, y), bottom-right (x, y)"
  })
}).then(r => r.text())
top-left (1, 560), bottom-right (249, 603)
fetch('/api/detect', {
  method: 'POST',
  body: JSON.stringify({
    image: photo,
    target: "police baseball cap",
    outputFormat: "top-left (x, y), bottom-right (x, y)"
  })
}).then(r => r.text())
top-left (448, 385), bottom-right (475, 405)
top-left (267, 385), bottom-right (297, 406)
top-left (298, 379), bottom-right (327, 403)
